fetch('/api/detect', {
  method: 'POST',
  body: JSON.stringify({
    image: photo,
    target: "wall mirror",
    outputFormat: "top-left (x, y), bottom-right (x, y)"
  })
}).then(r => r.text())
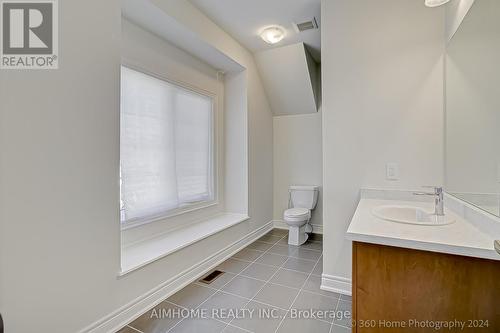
top-left (446, 0), bottom-right (500, 217)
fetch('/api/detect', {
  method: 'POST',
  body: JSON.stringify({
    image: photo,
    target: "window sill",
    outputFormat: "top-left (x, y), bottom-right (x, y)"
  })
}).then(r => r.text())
top-left (121, 200), bottom-right (219, 231)
top-left (119, 213), bottom-right (249, 276)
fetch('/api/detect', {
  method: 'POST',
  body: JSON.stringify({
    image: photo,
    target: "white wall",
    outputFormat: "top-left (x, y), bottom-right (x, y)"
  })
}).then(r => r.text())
top-left (446, 0), bottom-right (475, 42)
top-left (255, 43), bottom-right (318, 116)
top-left (0, 1), bottom-right (273, 332)
top-left (321, 0), bottom-right (445, 288)
top-left (273, 112), bottom-right (323, 228)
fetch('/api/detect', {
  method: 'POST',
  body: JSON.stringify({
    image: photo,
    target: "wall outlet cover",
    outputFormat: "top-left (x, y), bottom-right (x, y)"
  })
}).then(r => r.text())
top-left (386, 163), bottom-right (400, 181)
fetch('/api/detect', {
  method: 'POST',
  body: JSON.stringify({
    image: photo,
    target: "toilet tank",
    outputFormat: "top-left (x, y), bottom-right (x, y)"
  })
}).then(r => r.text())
top-left (290, 185), bottom-right (319, 209)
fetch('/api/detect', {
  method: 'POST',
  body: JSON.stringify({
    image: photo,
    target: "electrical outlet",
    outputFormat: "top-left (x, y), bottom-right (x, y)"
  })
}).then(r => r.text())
top-left (386, 163), bottom-right (399, 181)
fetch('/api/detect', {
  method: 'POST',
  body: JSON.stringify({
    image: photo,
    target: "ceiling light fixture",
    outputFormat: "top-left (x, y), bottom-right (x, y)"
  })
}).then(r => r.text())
top-left (425, 0), bottom-right (451, 7)
top-left (260, 26), bottom-right (285, 44)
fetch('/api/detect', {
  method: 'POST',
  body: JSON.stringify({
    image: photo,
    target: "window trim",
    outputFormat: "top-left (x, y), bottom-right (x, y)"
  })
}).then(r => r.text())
top-left (119, 64), bottom-right (221, 230)
top-left (121, 201), bottom-right (220, 231)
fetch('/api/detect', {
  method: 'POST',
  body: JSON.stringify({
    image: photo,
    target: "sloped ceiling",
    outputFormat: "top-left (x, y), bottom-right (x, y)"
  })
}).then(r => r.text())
top-left (255, 43), bottom-right (318, 116)
top-left (189, 0), bottom-right (321, 61)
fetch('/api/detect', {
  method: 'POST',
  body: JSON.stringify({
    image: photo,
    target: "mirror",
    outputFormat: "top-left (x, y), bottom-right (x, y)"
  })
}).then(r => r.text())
top-left (446, 0), bottom-right (500, 217)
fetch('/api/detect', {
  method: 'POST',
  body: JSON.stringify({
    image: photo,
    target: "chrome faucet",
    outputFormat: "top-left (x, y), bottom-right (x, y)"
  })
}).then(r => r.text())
top-left (414, 186), bottom-right (444, 216)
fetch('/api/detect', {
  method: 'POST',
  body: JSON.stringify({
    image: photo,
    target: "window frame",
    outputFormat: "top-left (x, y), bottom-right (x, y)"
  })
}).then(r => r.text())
top-left (119, 64), bottom-right (221, 230)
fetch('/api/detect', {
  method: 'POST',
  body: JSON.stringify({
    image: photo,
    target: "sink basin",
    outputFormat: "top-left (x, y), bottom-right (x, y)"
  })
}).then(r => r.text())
top-left (372, 205), bottom-right (455, 226)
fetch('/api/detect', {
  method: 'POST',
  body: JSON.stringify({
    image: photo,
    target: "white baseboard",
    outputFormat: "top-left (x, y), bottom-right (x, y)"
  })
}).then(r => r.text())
top-left (273, 220), bottom-right (323, 234)
top-left (80, 221), bottom-right (274, 333)
top-left (321, 274), bottom-right (352, 296)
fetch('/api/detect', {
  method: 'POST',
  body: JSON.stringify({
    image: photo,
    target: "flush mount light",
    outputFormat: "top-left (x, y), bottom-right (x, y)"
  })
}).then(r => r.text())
top-left (425, 0), bottom-right (450, 7)
top-left (260, 26), bottom-right (285, 44)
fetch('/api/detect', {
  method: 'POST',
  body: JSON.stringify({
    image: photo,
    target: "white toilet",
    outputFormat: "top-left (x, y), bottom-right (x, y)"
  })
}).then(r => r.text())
top-left (284, 185), bottom-right (319, 246)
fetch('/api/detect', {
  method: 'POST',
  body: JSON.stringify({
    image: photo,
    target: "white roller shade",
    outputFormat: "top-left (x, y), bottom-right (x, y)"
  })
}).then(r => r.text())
top-left (120, 66), bottom-right (214, 222)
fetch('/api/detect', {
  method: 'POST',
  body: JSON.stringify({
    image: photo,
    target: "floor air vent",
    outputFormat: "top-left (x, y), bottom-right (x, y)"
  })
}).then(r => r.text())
top-left (199, 270), bottom-right (224, 284)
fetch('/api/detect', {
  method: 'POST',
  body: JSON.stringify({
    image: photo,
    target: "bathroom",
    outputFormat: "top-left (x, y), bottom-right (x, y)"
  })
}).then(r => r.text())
top-left (0, 0), bottom-right (499, 332)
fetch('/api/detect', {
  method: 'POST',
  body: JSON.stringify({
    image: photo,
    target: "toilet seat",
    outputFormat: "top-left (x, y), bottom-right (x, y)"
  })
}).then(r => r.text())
top-left (284, 186), bottom-right (318, 246)
top-left (284, 208), bottom-right (311, 222)
top-left (284, 207), bottom-right (311, 246)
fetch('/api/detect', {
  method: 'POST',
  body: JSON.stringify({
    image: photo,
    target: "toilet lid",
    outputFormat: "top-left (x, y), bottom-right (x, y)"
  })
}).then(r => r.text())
top-left (284, 208), bottom-right (310, 218)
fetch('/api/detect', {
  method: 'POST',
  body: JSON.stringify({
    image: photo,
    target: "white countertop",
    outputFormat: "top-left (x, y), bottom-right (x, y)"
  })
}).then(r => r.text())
top-left (346, 197), bottom-right (500, 261)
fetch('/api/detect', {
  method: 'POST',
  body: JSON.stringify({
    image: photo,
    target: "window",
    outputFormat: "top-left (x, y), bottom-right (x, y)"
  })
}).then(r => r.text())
top-left (120, 66), bottom-right (215, 224)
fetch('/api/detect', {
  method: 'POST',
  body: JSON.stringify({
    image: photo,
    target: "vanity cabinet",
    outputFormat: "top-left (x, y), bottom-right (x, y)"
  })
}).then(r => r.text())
top-left (352, 242), bottom-right (500, 332)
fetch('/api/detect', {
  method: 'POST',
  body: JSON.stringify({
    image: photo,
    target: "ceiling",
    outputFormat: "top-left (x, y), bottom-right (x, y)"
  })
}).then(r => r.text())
top-left (189, 0), bottom-right (321, 62)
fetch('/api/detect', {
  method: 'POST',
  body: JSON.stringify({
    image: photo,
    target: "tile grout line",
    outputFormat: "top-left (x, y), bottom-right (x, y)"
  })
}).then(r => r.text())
top-left (250, 235), bottom-right (323, 251)
top-left (256, 242), bottom-right (323, 254)
top-left (329, 291), bottom-right (355, 331)
top-left (227, 255), bottom-right (322, 271)
top-left (332, 298), bottom-right (353, 330)
top-left (162, 287), bottom-right (347, 333)
top-left (244, 241), bottom-right (323, 259)
top-left (164, 231), bottom-right (290, 333)
top-left (330, 296), bottom-right (342, 333)
top-left (125, 324), bottom-right (144, 333)
top-left (231, 258), bottom-right (322, 274)
top-left (253, 240), bottom-right (324, 253)
top-left (158, 300), bottom-right (253, 333)
top-left (196, 232), bottom-right (335, 330)
top-left (190, 238), bottom-right (326, 313)
top-left (126, 231), bottom-right (333, 333)
top-left (190, 285), bottom-right (291, 312)
top-left (224, 232), bottom-right (294, 332)
top-left (204, 276), bottom-right (334, 303)
top-left (126, 231), bottom-right (329, 333)
top-left (157, 299), bottom-right (254, 333)
top-left (272, 245), bottom-right (326, 333)
top-left (124, 234), bottom-right (279, 333)
top-left (198, 265), bottom-right (333, 302)
top-left (195, 246), bottom-right (329, 297)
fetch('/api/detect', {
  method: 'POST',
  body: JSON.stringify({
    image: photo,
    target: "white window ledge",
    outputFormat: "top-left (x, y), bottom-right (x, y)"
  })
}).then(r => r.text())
top-left (119, 213), bottom-right (249, 275)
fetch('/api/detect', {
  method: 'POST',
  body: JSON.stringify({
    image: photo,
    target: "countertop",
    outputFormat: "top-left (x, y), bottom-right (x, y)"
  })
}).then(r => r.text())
top-left (346, 197), bottom-right (500, 261)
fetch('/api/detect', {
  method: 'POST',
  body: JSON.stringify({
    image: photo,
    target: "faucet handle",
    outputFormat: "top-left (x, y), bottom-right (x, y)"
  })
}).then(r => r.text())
top-left (413, 186), bottom-right (443, 197)
top-left (422, 186), bottom-right (443, 194)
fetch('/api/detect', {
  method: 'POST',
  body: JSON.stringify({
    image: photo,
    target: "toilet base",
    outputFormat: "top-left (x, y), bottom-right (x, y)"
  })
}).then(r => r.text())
top-left (288, 224), bottom-right (309, 246)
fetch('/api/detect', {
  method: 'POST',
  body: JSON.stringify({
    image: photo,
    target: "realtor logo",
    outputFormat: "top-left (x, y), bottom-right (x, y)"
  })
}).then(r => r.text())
top-left (1, 0), bottom-right (58, 69)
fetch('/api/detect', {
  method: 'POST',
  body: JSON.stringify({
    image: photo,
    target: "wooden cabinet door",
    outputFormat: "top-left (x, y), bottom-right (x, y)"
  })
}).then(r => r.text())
top-left (352, 242), bottom-right (500, 333)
